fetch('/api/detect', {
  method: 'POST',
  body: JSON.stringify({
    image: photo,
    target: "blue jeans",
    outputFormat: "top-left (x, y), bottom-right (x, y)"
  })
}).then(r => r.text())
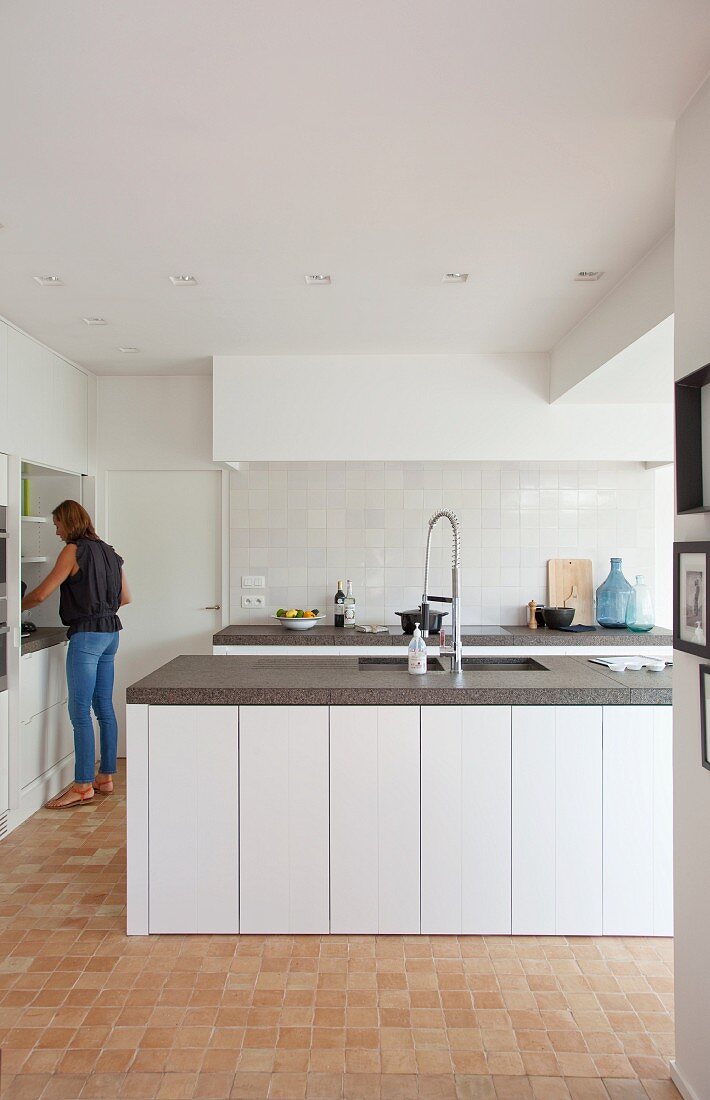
top-left (66, 632), bottom-right (120, 784)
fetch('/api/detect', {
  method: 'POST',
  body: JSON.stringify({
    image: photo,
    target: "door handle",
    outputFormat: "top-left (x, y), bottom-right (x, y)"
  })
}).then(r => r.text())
top-left (202, 605), bottom-right (221, 610)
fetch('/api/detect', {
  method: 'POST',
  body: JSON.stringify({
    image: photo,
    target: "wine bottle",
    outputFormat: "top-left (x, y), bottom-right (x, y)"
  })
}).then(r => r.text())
top-left (334, 580), bottom-right (345, 628)
top-left (344, 579), bottom-right (356, 628)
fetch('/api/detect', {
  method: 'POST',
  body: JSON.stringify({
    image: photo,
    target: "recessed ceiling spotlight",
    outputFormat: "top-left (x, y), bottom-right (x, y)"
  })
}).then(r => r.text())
top-left (304, 274), bottom-right (331, 285)
top-left (442, 273), bottom-right (468, 283)
top-left (169, 273), bottom-right (198, 285)
top-left (118, 346), bottom-right (139, 353)
top-left (83, 317), bottom-right (107, 326)
top-left (574, 271), bottom-right (604, 281)
top-left (33, 274), bottom-right (63, 286)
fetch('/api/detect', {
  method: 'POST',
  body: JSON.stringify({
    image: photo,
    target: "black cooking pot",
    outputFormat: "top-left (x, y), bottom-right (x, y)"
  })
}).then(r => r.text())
top-left (395, 608), bottom-right (448, 635)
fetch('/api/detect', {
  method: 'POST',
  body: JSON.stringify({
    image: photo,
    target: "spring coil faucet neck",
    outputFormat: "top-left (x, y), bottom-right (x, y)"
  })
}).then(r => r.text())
top-left (422, 510), bottom-right (462, 673)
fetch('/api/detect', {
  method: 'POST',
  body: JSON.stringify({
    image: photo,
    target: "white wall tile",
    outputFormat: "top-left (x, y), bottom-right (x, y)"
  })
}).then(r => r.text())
top-left (229, 461), bottom-right (662, 625)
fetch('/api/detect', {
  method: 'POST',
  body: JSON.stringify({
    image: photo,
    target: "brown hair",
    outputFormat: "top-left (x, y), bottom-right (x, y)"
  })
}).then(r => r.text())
top-left (52, 500), bottom-right (100, 543)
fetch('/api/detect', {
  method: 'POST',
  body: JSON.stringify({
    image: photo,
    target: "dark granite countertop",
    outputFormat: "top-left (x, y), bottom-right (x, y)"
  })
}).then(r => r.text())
top-left (213, 624), bottom-right (672, 647)
top-left (21, 627), bottom-right (67, 655)
top-left (127, 654), bottom-right (671, 707)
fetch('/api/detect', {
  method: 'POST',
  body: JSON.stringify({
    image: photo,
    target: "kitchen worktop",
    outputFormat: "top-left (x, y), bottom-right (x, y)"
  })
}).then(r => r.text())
top-left (20, 626), bottom-right (67, 655)
top-left (213, 623), bottom-right (672, 647)
top-left (127, 653), bottom-right (671, 707)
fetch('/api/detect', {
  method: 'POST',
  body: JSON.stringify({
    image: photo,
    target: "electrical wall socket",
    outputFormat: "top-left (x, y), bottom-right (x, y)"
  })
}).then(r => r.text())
top-left (241, 594), bottom-right (265, 609)
top-left (242, 575), bottom-right (265, 588)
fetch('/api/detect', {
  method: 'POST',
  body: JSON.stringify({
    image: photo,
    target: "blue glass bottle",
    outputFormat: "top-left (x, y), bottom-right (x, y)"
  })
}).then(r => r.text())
top-left (596, 557), bottom-right (633, 628)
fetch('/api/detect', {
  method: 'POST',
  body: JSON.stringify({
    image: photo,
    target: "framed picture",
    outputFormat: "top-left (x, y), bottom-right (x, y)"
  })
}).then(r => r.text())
top-left (698, 666), bottom-right (710, 771)
top-left (674, 542), bottom-right (710, 657)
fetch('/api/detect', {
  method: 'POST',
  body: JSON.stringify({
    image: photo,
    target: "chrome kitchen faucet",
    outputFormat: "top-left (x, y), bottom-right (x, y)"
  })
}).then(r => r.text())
top-left (421, 509), bottom-right (462, 673)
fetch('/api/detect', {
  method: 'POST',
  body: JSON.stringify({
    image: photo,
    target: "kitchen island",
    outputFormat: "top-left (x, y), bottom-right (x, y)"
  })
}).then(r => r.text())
top-left (126, 654), bottom-right (672, 939)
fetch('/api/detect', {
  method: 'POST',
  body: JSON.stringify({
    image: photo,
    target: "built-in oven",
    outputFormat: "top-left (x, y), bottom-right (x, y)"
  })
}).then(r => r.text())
top-left (0, 504), bottom-right (7, 690)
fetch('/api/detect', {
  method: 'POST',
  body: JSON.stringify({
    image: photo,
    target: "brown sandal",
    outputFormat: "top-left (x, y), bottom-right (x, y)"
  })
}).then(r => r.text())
top-left (93, 776), bottom-right (114, 794)
top-left (46, 784), bottom-right (95, 809)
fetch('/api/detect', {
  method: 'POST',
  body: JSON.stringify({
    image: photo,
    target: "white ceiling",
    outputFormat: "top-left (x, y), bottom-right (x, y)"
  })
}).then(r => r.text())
top-left (0, 1), bottom-right (708, 376)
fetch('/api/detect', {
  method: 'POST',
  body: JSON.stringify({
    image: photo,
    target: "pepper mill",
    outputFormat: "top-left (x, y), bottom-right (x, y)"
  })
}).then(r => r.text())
top-left (528, 599), bottom-right (538, 629)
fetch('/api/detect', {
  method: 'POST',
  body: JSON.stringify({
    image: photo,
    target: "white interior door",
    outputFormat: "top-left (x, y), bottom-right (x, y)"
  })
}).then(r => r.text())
top-left (107, 470), bottom-right (222, 753)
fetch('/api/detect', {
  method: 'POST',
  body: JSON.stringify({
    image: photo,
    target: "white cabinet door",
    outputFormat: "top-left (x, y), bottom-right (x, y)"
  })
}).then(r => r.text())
top-left (603, 706), bottom-right (673, 935)
top-left (330, 706), bottom-right (420, 933)
top-left (148, 706), bottom-right (239, 934)
top-left (21, 645), bottom-right (67, 724)
top-left (512, 707), bottom-right (556, 934)
top-left (0, 691), bottom-right (9, 817)
top-left (7, 330), bottom-right (54, 465)
top-left (20, 700), bottom-right (74, 789)
top-left (652, 708), bottom-right (673, 936)
top-left (555, 707), bottom-right (603, 934)
top-left (53, 358), bottom-right (88, 474)
top-left (239, 706), bottom-right (329, 933)
top-left (512, 706), bottom-right (602, 935)
top-left (0, 451), bottom-right (7, 507)
top-left (421, 706), bottom-right (511, 934)
top-left (461, 706), bottom-right (512, 933)
top-left (0, 322), bottom-right (7, 458)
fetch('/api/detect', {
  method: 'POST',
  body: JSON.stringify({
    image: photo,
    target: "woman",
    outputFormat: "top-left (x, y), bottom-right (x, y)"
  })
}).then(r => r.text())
top-left (21, 501), bottom-right (131, 809)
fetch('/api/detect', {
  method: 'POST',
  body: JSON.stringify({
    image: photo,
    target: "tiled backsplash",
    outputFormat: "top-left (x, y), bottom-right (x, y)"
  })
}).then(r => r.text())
top-left (229, 462), bottom-right (656, 626)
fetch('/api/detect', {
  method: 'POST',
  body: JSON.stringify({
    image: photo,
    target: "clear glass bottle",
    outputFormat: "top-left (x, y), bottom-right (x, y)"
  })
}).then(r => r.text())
top-left (625, 574), bottom-right (655, 633)
top-left (596, 557), bottom-right (633, 628)
top-left (408, 623), bottom-right (427, 675)
top-left (344, 579), bottom-right (356, 628)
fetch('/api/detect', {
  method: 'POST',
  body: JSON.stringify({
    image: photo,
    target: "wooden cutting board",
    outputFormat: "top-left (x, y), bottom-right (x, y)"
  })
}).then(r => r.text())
top-left (547, 559), bottom-right (594, 625)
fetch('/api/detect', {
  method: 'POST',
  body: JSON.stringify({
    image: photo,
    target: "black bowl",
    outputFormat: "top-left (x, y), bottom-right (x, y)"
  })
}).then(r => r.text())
top-left (395, 608), bottom-right (448, 635)
top-left (542, 606), bottom-right (575, 629)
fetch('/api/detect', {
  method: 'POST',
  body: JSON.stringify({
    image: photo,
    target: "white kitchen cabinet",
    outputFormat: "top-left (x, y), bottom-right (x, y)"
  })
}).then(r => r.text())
top-left (512, 706), bottom-right (602, 935)
top-left (20, 646), bottom-right (68, 724)
top-left (20, 700), bottom-right (74, 789)
top-left (330, 705), bottom-right (420, 933)
top-left (603, 706), bottom-right (673, 935)
top-left (0, 451), bottom-right (7, 506)
top-left (148, 705), bottom-right (239, 933)
top-left (6, 326), bottom-right (88, 473)
top-left (421, 705), bottom-right (512, 934)
top-left (239, 705), bottom-right (329, 933)
top-left (53, 359), bottom-right (88, 474)
top-left (7, 330), bottom-right (54, 467)
top-left (0, 691), bottom-right (8, 820)
top-left (0, 321), bottom-right (7, 456)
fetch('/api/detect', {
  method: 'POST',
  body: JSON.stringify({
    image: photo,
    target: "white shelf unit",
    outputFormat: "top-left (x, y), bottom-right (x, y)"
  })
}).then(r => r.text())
top-left (20, 462), bottom-right (82, 629)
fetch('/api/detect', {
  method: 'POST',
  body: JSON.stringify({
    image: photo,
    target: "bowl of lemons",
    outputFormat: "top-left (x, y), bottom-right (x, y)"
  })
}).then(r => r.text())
top-left (274, 608), bottom-right (325, 630)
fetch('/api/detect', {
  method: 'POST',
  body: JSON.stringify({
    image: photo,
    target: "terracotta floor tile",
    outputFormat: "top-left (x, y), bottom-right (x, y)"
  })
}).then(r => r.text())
top-left (529, 1078), bottom-right (572, 1099)
top-left (156, 1074), bottom-right (199, 1100)
top-left (454, 1078), bottom-right (496, 1100)
top-left (564, 1081), bottom-right (610, 1100)
top-left (601, 1082), bottom-right (649, 1100)
top-left (305, 1072), bottom-right (344, 1098)
top-left (342, 1074), bottom-right (382, 1099)
top-left (229, 1073), bottom-right (271, 1099)
top-left (490, 1077), bottom-right (533, 1098)
top-left (639, 1083), bottom-right (681, 1099)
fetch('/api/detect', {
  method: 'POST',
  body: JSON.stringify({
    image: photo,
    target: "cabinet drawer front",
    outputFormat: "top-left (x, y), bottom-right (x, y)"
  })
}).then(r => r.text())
top-left (21, 701), bottom-right (73, 789)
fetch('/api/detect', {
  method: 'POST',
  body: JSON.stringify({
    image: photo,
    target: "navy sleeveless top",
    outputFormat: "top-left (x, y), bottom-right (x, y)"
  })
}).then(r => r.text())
top-left (59, 538), bottom-right (124, 637)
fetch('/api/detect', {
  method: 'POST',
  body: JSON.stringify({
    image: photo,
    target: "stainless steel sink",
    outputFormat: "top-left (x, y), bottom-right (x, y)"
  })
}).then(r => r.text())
top-left (358, 656), bottom-right (446, 672)
top-left (459, 656), bottom-right (547, 672)
top-left (358, 656), bottom-right (547, 672)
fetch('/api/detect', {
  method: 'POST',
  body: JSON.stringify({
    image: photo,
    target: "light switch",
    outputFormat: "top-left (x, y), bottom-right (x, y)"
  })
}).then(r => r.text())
top-left (242, 575), bottom-right (266, 588)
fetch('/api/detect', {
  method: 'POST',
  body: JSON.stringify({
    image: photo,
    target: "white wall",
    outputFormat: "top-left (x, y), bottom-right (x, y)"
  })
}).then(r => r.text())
top-left (672, 74), bottom-right (710, 1100)
top-left (96, 375), bottom-right (214, 473)
top-left (550, 232), bottom-right (674, 403)
top-left (213, 354), bottom-right (673, 464)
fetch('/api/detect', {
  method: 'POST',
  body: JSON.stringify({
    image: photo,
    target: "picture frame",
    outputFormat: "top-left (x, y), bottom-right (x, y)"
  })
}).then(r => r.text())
top-left (674, 541), bottom-right (710, 658)
top-left (698, 665), bottom-right (710, 771)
